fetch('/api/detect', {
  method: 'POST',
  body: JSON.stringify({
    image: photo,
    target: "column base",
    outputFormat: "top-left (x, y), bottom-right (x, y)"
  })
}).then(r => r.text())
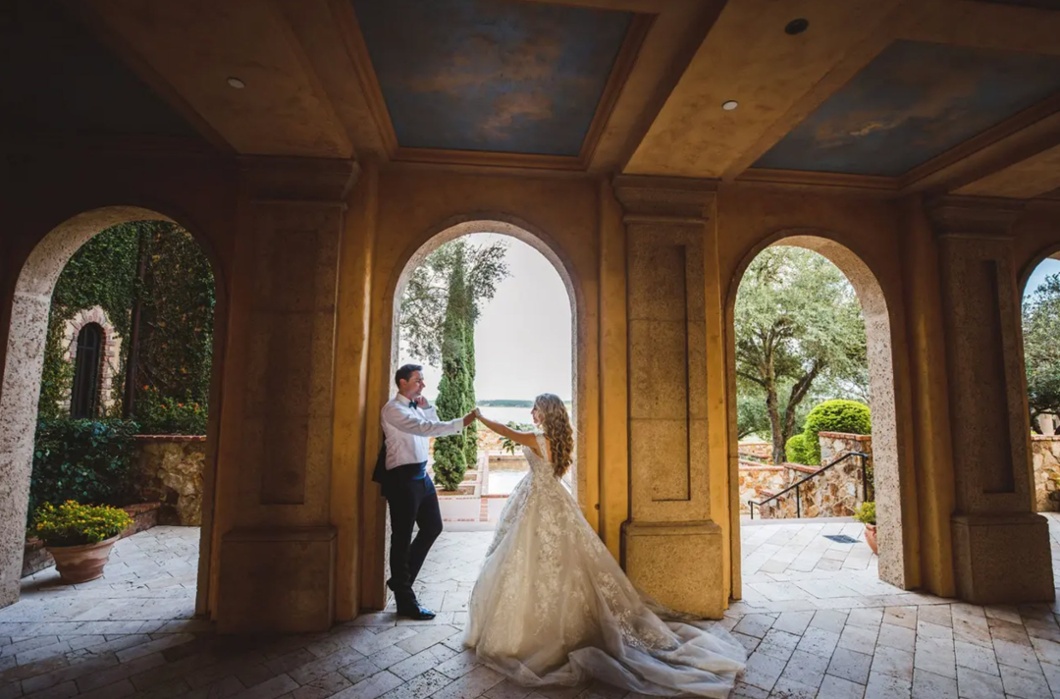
top-left (952, 513), bottom-right (1054, 605)
top-left (622, 520), bottom-right (725, 618)
top-left (217, 526), bottom-right (336, 633)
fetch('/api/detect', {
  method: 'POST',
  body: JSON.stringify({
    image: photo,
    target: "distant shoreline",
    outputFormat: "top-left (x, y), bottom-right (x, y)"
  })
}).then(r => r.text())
top-left (478, 399), bottom-right (572, 408)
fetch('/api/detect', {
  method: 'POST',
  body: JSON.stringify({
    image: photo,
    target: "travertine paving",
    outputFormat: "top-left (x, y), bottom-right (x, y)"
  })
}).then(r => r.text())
top-left (3, 518), bottom-right (1060, 698)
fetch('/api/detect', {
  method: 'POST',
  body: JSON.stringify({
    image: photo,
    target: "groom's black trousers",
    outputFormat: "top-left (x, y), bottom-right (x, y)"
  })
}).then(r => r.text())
top-left (383, 462), bottom-right (442, 608)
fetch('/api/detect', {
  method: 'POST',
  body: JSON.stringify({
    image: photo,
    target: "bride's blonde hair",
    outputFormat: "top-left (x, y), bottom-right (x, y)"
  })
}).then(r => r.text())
top-left (534, 393), bottom-right (573, 478)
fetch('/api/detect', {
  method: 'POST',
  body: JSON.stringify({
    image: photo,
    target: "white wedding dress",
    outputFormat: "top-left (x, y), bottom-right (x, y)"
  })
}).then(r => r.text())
top-left (464, 433), bottom-right (746, 697)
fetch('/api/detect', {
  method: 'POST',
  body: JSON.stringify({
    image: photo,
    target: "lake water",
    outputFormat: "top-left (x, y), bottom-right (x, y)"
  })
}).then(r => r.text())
top-left (476, 406), bottom-right (535, 426)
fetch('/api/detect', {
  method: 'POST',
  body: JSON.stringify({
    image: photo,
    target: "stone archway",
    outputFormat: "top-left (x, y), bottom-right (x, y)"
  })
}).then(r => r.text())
top-left (0, 206), bottom-right (222, 609)
top-left (362, 214), bottom-right (584, 610)
top-left (727, 232), bottom-right (909, 591)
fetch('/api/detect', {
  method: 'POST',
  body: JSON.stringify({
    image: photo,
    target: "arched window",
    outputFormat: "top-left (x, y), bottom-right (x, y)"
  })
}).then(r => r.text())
top-left (70, 323), bottom-right (104, 418)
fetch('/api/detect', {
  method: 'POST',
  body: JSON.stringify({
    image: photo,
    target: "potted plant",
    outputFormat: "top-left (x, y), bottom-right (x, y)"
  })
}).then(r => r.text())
top-left (33, 501), bottom-right (132, 583)
top-left (854, 501), bottom-right (877, 555)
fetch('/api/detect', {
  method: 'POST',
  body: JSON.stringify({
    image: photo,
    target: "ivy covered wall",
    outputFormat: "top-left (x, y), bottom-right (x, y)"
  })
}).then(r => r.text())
top-left (38, 221), bottom-right (215, 434)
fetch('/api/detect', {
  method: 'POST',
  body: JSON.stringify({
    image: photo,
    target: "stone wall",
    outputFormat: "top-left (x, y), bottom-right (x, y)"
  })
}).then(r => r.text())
top-left (1032, 436), bottom-right (1060, 512)
top-left (756, 432), bottom-right (872, 519)
top-left (738, 441), bottom-right (772, 463)
top-left (738, 462), bottom-right (787, 512)
top-left (133, 435), bottom-right (206, 525)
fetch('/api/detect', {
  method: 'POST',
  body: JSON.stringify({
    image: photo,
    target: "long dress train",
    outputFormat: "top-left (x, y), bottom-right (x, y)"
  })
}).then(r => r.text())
top-left (464, 433), bottom-right (746, 697)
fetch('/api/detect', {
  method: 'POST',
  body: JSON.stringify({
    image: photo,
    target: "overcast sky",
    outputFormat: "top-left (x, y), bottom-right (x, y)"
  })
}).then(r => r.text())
top-left (398, 233), bottom-right (573, 402)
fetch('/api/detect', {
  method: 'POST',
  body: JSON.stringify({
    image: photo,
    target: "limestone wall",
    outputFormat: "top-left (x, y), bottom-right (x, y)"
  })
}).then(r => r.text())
top-left (133, 435), bottom-right (206, 525)
top-left (1032, 436), bottom-right (1060, 512)
top-left (757, 433), bottom-right (873, 519)
top-left (737, 462), bottom-right (787, 511)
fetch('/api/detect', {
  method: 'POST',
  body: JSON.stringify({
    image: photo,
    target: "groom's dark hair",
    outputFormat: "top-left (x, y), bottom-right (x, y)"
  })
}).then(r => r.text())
top-left (395, 364), bottom-right (423, 387)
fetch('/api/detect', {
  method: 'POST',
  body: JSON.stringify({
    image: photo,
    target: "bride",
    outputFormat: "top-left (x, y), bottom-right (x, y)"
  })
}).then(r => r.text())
top-left (465, 394), bottom-right (746, 697)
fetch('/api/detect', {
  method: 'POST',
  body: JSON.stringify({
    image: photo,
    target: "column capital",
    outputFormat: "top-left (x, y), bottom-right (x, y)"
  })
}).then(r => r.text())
top-left (238, 156), bottom-right (359, 203)
top-left (612, 175), bottom-right (717, 224)
top-left (926, 195), bottom-right (1025, 239)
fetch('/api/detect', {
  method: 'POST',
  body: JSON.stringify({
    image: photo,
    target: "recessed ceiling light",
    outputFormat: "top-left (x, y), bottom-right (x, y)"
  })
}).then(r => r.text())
top-left (227, 77), bottom-right (245, 89)
top-left (722, 100), bottom-right (739, 111)
top-left (785, 18), bottom-right (809, 35)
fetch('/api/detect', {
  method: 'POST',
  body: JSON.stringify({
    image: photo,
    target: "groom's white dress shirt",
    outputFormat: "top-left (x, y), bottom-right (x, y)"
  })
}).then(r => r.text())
top-left (381, 395), bottom-right (464, 469)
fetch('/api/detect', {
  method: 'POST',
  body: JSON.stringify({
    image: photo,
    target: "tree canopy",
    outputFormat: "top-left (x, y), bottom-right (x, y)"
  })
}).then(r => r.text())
top-left (1024, 272), bottom-right (1060, 427)
top-left (734, 246), bottom-right (868, 464)
top-left (400, 238), bottom-right (510, 489)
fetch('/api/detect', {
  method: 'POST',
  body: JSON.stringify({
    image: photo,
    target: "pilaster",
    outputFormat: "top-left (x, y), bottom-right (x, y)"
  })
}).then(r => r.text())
top-left (214, 156), bottom-right (357, 632)
top-left (613, 176), bottom-right (725, 617)
top-left (928, 195), bottom-right (1054, 604)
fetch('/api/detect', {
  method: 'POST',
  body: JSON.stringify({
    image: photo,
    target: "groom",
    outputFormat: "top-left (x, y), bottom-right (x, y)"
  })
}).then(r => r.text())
top-left (378, 363), bottom-right (476, 620)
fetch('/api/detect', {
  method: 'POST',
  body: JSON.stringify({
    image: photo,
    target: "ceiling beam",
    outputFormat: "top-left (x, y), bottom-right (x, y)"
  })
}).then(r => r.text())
top-left (70, 0), bottom-right (234, 154)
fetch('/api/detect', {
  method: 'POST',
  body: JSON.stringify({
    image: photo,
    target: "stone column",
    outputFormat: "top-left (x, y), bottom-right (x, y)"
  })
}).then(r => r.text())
top-left (613, 176), bottom-right (724, 617)
top-left (214, 157), bottom-right (358, 632)
top-left (929, 196), bottom-right (1054, 604)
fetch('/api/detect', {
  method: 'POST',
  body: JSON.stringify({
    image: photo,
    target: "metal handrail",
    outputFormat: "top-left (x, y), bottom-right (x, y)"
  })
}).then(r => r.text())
top-left (747, 450), bottom-right (871, 520)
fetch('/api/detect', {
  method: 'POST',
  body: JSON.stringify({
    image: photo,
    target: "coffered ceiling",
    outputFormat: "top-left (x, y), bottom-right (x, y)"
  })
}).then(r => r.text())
top-left (7, 0), bottom-right (1060, 200)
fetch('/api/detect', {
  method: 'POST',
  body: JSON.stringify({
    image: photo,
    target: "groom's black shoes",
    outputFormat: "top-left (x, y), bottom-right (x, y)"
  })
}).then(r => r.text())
top-left (396, 604), bottom-right (436, 620)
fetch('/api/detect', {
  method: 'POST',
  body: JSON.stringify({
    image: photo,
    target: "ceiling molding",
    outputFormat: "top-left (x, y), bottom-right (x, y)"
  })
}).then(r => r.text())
top-left (577, 13), bottom-right (653, 168)
top-left (926, 194), bottom-right (1026, 237)
top-left (268, 0), bottom-right (353, 158)
top-left (328, 0), bottom-right (399, 157)
top-left (899, 92), bottom-right (1060, 194)
top-left (68, 0), bottom-right (233, 154)
top-left (390, 147), bottom-right (583, 171)
top-left (612, 174), bottom-right (717, 220)
top-left (736, 169), bottom-right (900, 198)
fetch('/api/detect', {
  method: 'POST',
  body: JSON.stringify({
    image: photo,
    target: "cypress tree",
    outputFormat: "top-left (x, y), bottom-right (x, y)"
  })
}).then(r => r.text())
top-left (433, 248), bottom-right (473, 490)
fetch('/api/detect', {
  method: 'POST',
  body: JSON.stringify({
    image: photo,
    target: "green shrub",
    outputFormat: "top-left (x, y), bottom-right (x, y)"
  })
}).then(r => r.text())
top-left (784, 433), bottom-right (815, 465)
top-left (30, 419), bottom-right (140, 520)
top-left (134, 386), bottom-right (207, 435)
top-left (854, 501), bottom-right (876, 526)
top-left (432, 435), bottom-right (467, 491)
top-left (33, 501), bottom-right (133, 547)
top-left (801, 399), bottom-right (871, 463)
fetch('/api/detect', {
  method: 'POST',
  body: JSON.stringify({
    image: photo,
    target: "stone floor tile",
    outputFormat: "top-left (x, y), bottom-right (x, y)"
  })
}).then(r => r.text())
top-left (756, 629), bottom-right (800, 662)
top-left (767, 675), bottom-right (817, 698)
top-left (827, 647), bottom-right (872, 685)
top-left (955, 640), bottom-right (999, 676)
top-left (957, 665), bottom-right (1006, 699)
top-left (741, 651), bottom-right (787, 692)
top-left (999, 662), bottom-right (1051, 699)
top-left (816, 674), bottom-right (866, 698)
top-left (910, 668), bottom-right (957, 699)
top-left (876, 623), bottom-right (916, 651)
top-left (778, 648), bottom-right (829, 689)
top-left (863, 671), bottom-right (912, 699)
top-left (772, 612), bottom-right (814, 636)
top-left (993, 638), bottom-right (1044, 674)
top-left (870, 646), bottom-right (915, 681)
top-left (838, 624), bottom-right (878, 655)
top-left (733, 614), bottom-right (777, 639)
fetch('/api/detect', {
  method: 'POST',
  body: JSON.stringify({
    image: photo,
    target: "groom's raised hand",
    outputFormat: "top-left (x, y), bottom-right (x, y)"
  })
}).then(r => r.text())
top-left (462, 410), bottom-right (477, 427)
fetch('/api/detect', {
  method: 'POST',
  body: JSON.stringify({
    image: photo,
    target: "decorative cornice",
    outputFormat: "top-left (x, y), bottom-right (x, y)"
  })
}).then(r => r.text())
top-left (926, 195), bottom-right (1026, 239)
top-left (612, 175), bottom-right (717, 222)
top-left (238, 156), bottom-right (359, 203)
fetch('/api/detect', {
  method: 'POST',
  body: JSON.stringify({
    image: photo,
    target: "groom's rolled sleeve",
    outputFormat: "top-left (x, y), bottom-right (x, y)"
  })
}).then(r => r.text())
top-left (382, 402), bottom-right (463, 437)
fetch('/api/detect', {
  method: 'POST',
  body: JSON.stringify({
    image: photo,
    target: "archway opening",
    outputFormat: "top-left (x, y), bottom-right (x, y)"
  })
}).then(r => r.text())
top-left (382, 218), bottom-right (578, 617)
top-left (0, 207), bottom-right (222, 627)
top-left (729, 234), bottom-right (907, 604)
top-left (1020, 251), bottom-right (1060, 583)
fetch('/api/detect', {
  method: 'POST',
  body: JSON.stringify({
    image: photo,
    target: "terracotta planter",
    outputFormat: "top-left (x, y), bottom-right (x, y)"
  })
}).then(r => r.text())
top-left (863, 524), bottom-right (878, 555)
top-left (46, 536), bottom-right (119, 583)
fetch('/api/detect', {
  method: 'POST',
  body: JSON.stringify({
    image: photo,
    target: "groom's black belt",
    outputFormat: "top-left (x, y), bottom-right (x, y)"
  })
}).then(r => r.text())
top-left (387, 461), bottom-right (428, 480)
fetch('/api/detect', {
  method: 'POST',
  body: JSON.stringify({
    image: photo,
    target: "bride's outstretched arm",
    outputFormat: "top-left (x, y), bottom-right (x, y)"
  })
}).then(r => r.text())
top-left (474, 409), bottom-right (539, 449)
